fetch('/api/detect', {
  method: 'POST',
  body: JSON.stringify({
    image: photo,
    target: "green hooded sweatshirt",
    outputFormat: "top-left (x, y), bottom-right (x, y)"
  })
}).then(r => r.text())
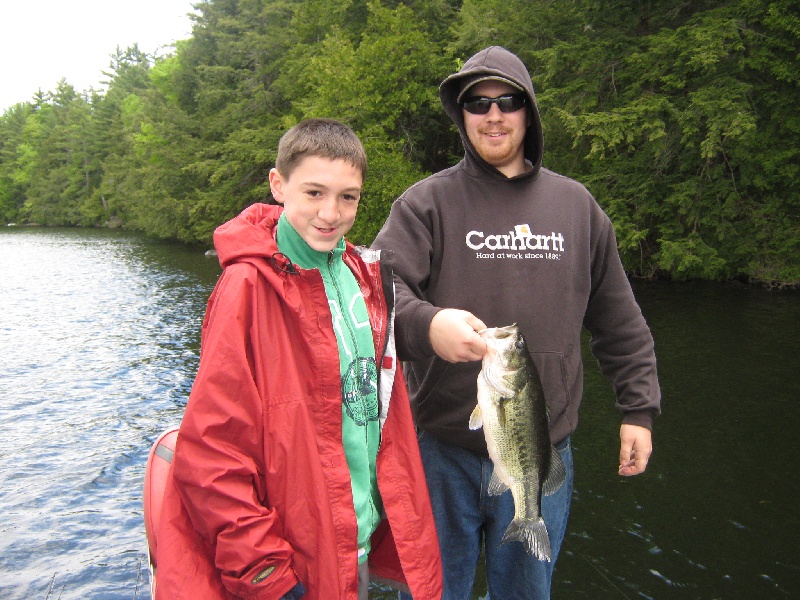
top-left (276, 212), bottom-right (382, 564)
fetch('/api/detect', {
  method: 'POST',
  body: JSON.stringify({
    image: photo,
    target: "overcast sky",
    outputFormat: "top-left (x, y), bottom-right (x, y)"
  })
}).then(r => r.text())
top-left (1, 0), bottom-right (197, 112)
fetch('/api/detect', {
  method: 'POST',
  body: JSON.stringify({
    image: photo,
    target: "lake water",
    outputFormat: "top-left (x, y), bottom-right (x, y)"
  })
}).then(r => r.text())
top-left (0, 228), bottom-right (797, 599)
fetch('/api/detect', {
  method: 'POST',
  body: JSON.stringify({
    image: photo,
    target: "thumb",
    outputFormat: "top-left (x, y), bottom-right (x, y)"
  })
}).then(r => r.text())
top-left (465, 314), bottom-right (487, 332)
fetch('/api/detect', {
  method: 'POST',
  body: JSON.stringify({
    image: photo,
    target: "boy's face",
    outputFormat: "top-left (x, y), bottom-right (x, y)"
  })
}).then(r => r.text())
top-left (269, 156), bottom-right (363, 253)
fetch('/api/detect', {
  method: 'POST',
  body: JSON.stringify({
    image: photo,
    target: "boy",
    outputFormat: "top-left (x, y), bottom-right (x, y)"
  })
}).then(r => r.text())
top-left (154, 119), bottom-right (442, 600)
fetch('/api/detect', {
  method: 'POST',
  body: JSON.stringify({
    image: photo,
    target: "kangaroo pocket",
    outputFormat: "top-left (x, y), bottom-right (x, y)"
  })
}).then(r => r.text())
top-left (531, 350), bottom-right (574, 434)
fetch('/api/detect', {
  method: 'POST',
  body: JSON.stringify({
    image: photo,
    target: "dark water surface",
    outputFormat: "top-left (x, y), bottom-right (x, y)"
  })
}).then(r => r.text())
top-left (0, 228), bottom-right (797, 599)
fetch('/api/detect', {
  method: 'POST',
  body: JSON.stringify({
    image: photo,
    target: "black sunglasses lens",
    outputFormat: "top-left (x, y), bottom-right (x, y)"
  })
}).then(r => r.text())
top-left (463, 98), bottom-right (492, 114)
top-left (497, 95), bottom-right (526, 112)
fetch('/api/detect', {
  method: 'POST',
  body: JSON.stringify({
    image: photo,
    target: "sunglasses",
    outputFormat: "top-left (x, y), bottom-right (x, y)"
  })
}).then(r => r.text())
top-left (460, 93), bottom-right (527, 115)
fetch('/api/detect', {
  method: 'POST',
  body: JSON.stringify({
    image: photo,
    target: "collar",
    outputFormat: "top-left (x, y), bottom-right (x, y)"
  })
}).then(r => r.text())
top-left (275, 212), bottom-right (345, 271)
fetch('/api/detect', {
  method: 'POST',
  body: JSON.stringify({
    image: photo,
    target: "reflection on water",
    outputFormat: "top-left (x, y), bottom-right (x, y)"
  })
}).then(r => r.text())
top-left (554, 281), bottom-right (800, 600)
top-left (0, 228), bottom-right (220, 599)
top-left (0, 229), bottom-right (797, 599)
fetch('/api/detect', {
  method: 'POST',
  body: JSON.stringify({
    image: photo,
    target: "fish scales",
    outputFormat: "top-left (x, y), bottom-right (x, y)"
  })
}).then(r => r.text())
top-left (470, 323), bottom-right (566, 561)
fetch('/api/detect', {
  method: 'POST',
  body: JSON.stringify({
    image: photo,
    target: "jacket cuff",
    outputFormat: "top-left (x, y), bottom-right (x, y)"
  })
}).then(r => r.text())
top-left (621, 409), bottom-right (657, 431)
top-left (408, 303), bottom-right (441, 358)
top-left (395, 299), bottom-right (442, 360)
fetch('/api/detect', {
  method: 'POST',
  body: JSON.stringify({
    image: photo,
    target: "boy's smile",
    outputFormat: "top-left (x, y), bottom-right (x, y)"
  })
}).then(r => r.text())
top-left (269, 156), bottom-right (363, 253)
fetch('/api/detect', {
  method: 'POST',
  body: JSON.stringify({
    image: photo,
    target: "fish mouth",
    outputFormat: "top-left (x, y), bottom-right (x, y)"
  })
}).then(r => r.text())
top-left (494, 324), bottom-right (517, 338)
top-left (477, 323), bottom-right (518, 338)
top-left (479, 324), bottom-right (520, 396)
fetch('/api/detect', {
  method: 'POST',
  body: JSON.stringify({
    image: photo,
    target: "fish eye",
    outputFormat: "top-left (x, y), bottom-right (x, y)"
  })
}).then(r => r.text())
top-left (514, 339), bottom-right (525, 350)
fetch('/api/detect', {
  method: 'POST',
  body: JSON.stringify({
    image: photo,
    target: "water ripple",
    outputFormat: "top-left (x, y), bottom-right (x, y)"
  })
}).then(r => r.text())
top-left (0, 228), bottom-right (218, 599)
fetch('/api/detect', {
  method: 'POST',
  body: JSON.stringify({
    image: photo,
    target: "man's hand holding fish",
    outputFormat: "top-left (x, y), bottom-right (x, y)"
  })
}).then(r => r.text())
top-left (429, 308), bottom-right (488, 363)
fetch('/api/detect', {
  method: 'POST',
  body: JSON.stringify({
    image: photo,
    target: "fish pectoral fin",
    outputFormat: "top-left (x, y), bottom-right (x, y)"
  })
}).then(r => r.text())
top-left (497, 401), bottom-right (507, 428)
top-left (542, 445), bottom-right (567, 496)
top-left (468, 404), bottom-right (483, 430)
top-left (487, 470), bottom-right (510, 496)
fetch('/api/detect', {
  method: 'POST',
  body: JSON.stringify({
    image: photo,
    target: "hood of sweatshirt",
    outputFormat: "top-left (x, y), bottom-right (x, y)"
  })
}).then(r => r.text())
top-left (439, 46), bottom-right (543, 180)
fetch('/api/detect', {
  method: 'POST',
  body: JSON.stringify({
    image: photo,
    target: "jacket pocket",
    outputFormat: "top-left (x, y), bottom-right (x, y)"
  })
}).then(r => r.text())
top-left (531, 351), bottom-right (571, 423)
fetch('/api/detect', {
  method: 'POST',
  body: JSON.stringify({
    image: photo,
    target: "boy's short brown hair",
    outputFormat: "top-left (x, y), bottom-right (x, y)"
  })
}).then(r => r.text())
top-left (275, 118), bottom-right (367, 180)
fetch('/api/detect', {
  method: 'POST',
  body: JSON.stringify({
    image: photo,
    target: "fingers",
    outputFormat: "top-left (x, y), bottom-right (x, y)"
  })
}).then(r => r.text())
top-left (618, 457), bottom-right (648, 476)
top-left (465, 313), bottom-right (488, 333)
top-left (618, 424), bottom-right (652, 477)
top-left (430, 309), bottom-right (487, 363)
top-left (618, 453), bottom-right (647, 476)
top-left (465, 318), bottom-right (488, 359)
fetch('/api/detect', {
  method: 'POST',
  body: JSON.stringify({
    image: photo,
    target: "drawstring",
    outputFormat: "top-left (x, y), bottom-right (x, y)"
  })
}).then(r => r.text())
top-left (270, 252), bottom-right (299, 275)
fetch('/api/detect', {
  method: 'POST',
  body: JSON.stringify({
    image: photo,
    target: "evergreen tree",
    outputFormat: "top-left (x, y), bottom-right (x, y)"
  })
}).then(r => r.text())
top-left (0, 103), bottom-right (34, 222)
top-left (0, 0), bottom-right (796, 285)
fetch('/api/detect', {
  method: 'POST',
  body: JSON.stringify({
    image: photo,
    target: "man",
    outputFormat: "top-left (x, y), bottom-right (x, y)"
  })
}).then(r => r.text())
top-left (373, 46), bottom-right (661, 599)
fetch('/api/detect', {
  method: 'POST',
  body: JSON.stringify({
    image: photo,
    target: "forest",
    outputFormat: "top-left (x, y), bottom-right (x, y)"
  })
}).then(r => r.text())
top-left (0, 0), bottom-right (797, 286)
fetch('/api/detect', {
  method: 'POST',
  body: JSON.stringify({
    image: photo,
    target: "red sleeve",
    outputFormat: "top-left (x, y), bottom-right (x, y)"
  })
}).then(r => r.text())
top-left (172, 265), bottom-right (300, 599)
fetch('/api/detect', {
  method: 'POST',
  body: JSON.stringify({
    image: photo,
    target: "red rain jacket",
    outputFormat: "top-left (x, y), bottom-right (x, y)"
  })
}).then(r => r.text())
top-left (155, 204), bottom-right (442, 599)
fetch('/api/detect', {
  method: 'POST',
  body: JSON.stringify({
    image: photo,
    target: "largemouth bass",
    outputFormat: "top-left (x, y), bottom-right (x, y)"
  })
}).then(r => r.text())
top-left (469, 323), bottom-right (566, 561)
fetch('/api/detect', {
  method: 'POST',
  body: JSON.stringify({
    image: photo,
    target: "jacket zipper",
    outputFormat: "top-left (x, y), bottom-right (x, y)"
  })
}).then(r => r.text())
top-left (327, 252), bottom-right (379, 530)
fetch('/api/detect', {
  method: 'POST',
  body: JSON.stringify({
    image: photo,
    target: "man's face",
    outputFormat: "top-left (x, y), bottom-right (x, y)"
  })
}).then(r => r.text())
top-left (462, 80), bottom-right (529, 177)
top-left (269, 156), bottom-right (362, 253)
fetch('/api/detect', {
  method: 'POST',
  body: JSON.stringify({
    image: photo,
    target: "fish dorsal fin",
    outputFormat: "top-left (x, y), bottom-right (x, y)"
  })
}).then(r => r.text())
top-left (542, 445), bottom-right (567, 496)
top-left (468, 404), bottom-right (483, 430)
top-left (488, 470), bottom-right (510, 496)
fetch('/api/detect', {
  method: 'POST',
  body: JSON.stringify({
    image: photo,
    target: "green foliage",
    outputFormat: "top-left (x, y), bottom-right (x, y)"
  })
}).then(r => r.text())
top-left (279, 0), bottom-right (448, 239)
top-left (533, 0), bottom-right (799, 286)
top-left (351, 137), bottom-right (428, 246)
top-left (0, 0), bottom-right (796, 285)
top-left (0, 103), bottom-right (33, 221)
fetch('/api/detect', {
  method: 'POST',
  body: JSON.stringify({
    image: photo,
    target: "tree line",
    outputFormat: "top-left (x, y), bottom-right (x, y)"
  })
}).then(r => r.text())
top-left (0, 0), bottom-right (797, 286)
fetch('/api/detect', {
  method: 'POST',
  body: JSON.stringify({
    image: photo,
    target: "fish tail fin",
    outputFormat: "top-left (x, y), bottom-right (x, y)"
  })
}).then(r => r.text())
top-left (542, 445), bottom-right (567, 496)
top-left (501, 517), bottom-right (552, 562)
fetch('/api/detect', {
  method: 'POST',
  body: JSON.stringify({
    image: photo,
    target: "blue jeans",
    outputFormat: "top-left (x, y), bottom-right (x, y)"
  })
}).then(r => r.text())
top-left (405, 432), bottom-right (574, 600)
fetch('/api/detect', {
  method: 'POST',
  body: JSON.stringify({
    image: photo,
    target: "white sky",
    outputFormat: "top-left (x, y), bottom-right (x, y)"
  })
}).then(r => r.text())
top-left (1, 0), bottom-right (198, 112)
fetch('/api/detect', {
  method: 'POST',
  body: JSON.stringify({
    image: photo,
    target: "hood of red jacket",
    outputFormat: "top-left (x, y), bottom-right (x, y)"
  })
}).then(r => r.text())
top-left (213, 203), bottom-right (282, 269)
